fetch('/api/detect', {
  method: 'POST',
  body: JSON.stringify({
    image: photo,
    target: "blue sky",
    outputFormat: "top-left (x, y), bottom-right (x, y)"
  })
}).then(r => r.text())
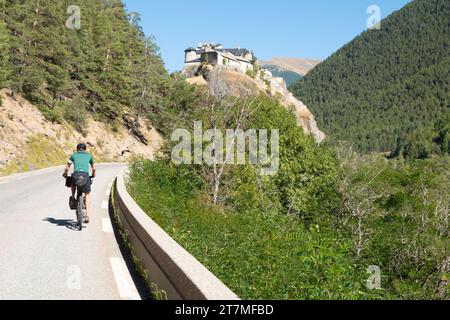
top-left (123, 0), bottom-right (411, 72)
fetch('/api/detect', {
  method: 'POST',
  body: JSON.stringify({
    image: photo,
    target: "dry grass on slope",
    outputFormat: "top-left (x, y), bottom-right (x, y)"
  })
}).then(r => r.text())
top-left (0, 89), bottom-right (163, 176)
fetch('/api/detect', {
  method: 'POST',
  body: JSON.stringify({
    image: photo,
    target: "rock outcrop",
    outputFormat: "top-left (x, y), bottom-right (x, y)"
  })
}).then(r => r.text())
top-left (257, 69), bottom-right (325, 143)
top-left (184, 64), bottom-right (325, 143)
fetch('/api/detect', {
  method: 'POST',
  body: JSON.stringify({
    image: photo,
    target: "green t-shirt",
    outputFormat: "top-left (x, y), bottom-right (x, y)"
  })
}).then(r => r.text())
top-left (69, 152), bottom-right (94, 174)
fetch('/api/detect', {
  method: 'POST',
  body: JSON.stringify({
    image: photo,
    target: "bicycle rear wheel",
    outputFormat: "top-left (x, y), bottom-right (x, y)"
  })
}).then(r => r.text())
top-left (77, 193), bottom-right (84, 231)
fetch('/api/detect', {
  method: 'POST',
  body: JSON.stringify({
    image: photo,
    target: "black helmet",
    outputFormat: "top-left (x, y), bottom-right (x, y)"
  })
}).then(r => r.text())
top-left (77, 143), bottom-right (87, 151)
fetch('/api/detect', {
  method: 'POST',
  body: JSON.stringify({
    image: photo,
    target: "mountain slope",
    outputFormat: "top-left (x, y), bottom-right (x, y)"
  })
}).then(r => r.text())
top-left (290, 0), bottom-right (450, 153)
top-left (0, 89), bottom-right (162, 175)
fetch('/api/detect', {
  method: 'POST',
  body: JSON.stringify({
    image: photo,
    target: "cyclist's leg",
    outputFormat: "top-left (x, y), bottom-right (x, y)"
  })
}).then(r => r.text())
top-left (69, 180), bottom-right (77, 209)
top-left (81, 173), bottom-right (92, 221)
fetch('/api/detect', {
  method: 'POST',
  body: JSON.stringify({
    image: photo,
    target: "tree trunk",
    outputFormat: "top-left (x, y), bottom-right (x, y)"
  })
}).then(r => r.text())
top-left (102, 47), bottom-right (111, 71)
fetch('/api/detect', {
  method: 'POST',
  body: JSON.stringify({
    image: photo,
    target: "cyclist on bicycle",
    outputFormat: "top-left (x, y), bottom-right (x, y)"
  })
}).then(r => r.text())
top-left (63, 143), bottom-right (96, 223)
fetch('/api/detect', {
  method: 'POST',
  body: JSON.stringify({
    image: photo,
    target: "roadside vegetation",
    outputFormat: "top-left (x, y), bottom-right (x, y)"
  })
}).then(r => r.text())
top-left (127, 95), bottom-right (369, 300)
top-left (128, 145), bottom-right (449, 300)
top-left (127, 90), bottom-right (449, 299)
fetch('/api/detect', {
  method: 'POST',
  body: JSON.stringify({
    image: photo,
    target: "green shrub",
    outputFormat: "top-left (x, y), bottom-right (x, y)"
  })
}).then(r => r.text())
top-left (245, 69), bottom-right (256, 79)
top-left (62, 99), bottom-right (88, 134)
top-left (335, 150), bottom-right (450, 299)
top-left (40, 106), bottom-right (64, 124)
top-left (249, 96), bottom-right (340, 221)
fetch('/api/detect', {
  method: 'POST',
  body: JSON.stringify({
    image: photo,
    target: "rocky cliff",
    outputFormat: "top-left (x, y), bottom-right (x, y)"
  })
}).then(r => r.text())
top-left (258, 68), bottom-right (325, 143)
top-left (185, 64), bottom-right (325, 143)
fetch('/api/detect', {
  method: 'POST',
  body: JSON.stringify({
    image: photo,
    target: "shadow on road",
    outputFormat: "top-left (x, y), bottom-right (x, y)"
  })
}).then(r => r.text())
top-left (43, 217), bottom-right (80, 231)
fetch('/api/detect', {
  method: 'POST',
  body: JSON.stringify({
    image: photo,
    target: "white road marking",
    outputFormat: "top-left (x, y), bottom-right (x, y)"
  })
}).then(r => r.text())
top-left (0, 181), bottom-right (7, 185)
top-left (102, 218), bottom-right (114, 234)
top-left (108, 182), bottom-right (113, 188)
top-left (105, 189), bottom-right (111, 196)
top-left (101, 200), bottom-right (108, 209)
top-left (109, 257), bottom-right (140, 300)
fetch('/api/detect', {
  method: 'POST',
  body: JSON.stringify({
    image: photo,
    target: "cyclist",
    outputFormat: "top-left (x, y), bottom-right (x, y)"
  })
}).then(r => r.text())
top-left (63, 143), bottom-right (96, 223)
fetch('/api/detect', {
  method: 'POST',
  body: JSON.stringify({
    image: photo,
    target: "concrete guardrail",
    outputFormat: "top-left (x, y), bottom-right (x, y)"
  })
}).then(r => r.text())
top-left (113, 168), bottom-right (240, 300)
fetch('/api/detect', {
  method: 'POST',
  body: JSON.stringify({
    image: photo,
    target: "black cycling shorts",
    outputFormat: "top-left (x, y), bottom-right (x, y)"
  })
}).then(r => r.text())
top-left (71, 172), bottom-right (91, 194)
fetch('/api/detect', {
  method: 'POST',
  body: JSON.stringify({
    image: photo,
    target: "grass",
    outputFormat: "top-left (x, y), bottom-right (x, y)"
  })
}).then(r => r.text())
top-left (110, 180), bottom-right (168, 300)
top-left (0, 133), bottom-right (121, 177)
top-left (0, 134), bottom-right (67, 176)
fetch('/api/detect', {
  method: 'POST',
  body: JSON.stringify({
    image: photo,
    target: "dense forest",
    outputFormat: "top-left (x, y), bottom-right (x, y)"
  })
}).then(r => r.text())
top-left (0, 0), bottom-right (185, 133)
top-left (290, 0), bottom-right (449, 156)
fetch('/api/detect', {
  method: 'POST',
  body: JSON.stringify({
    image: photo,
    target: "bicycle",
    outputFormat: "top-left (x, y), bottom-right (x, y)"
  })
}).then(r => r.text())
top-left (66, 175), bottom-right (94, 231)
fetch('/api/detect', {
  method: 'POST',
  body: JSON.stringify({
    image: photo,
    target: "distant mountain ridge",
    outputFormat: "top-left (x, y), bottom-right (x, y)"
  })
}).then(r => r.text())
top-left (260, 58), bottom-right (321, 76)
top-left (262, 65), bottom-right (303, 86)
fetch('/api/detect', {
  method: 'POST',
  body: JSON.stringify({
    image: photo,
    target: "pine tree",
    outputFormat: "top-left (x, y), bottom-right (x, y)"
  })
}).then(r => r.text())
top-left (3, 0), bottom-right (29, 95)
top-left (1, 0), bottom-right (168, 127)
top-left (0, 0), bottom-right (10, 88)
top-left (27, 0), bottom-right (70, 101)
top-left (290, 0), bottom-right (450, 157)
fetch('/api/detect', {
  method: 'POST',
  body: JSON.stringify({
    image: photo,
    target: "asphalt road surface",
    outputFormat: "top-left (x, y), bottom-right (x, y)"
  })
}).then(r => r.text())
top-left (0, 164), bottom-right (142, 300)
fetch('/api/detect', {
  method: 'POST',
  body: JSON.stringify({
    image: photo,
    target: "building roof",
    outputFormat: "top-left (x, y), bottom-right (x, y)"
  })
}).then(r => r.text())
top-left (185, 46), bottom-right (252, 58)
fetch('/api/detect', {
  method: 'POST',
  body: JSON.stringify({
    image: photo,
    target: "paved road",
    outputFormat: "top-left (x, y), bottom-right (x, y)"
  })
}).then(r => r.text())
top-left (0, 164), bottom-right (142, 300)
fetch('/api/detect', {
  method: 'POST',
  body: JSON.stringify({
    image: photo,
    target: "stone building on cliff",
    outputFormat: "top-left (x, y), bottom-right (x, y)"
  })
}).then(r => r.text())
top-left (184, 43), bottom-right (254, 76)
